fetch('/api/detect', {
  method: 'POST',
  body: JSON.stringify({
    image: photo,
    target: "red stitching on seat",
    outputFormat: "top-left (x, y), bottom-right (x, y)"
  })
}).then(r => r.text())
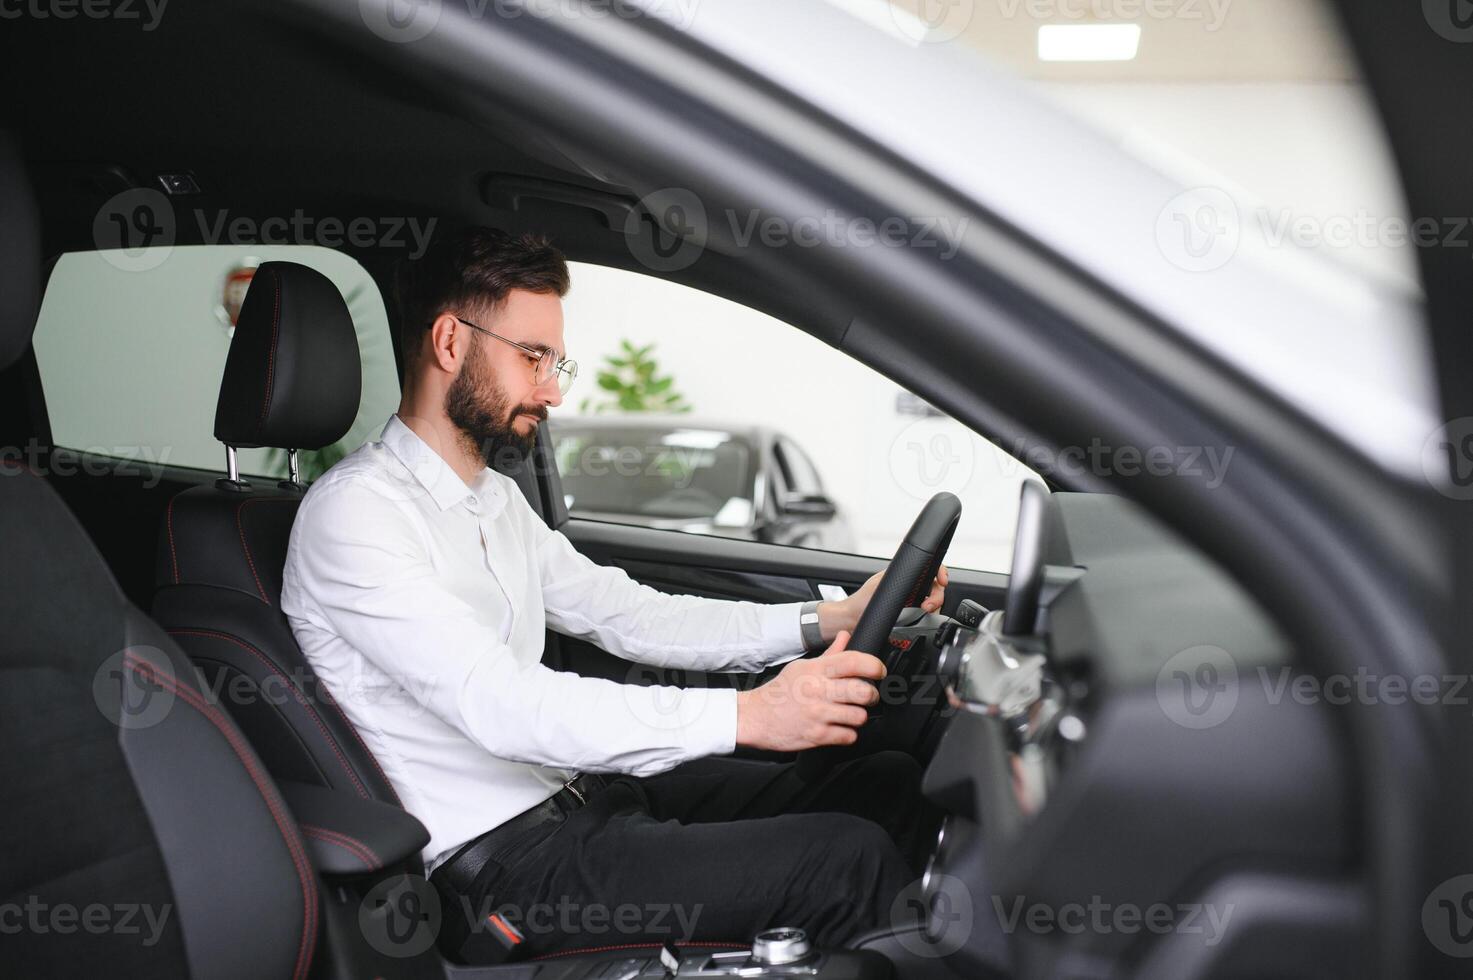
top-left (315, 682), bottom-right (404, 807)
top-left (124, 652), bottom-right (318, 980)
top-left (168, 628), bottom-right (371, 800)
top-left (533, 942), bottom-right (748, 961)
top-left (258, 268), bottom-right (282, 437)
top-left (234, 496), bottom-right (297, 605)
top-left (301, 826), bottom-right (380, 869)
top-left (165, 495), bottom-right (180, 584)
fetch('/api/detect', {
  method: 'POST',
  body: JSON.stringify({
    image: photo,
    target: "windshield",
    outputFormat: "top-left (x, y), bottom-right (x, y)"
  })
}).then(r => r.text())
top-left (551, 423), bottom-right (756, 522)
top-left (632, 0), bottom-right (1437, 479)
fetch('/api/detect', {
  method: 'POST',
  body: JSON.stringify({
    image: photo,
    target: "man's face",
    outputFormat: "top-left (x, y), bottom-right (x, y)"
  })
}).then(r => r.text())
top-left (445, 289), bottom-right (567, 468)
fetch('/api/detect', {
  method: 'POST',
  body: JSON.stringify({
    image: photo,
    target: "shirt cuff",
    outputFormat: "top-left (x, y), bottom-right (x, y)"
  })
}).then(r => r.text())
top-left (760, 601), bottom-right (807, 658)
top-left (680, 686), bottom-right (740, 757)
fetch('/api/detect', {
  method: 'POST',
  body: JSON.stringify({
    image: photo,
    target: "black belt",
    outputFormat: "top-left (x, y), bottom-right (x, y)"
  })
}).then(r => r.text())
top-left (431, 773), bottom-right (607, 898)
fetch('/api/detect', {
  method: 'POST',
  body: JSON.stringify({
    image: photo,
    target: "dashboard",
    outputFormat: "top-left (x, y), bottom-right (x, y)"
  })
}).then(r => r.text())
top-left (913, 490), bottom-right (1363, 978)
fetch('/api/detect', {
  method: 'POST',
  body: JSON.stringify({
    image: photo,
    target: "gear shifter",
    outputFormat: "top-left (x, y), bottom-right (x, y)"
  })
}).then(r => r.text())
top-left (751, 927), bottom-right (813, 966)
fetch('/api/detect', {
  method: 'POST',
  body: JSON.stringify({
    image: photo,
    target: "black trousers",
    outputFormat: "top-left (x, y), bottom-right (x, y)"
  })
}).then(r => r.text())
top-left (455, 751), bottom-right (945, 954)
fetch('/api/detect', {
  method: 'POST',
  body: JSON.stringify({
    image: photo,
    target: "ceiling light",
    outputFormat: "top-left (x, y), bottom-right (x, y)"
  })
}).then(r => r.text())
top-left (1037, 24), bottom-right (1142, 62)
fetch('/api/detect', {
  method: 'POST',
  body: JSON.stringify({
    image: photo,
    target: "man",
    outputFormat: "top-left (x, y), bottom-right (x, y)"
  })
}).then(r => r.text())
top-left (281, 227), bottom-right (947, 955)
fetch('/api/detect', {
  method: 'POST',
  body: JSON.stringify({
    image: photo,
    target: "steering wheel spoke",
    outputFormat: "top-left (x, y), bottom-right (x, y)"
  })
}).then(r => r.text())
top-left (797, 492), bottom-right (962, 778)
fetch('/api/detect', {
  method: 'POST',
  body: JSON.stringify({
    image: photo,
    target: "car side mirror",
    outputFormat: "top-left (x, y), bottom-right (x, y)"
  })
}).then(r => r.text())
top-left (779, 492), bottom-right (837, 519)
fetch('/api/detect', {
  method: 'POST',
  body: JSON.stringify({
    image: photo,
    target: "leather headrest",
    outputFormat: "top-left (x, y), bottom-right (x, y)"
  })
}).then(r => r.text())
top-left (0, 134), bottom-right (40, 373)
top-left (214, 261), bottom-right (362, 450)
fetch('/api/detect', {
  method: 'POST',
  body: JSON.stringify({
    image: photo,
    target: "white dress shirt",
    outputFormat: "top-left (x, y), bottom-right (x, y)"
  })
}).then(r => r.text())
top-left (280, 415), bottom-right (806, 865)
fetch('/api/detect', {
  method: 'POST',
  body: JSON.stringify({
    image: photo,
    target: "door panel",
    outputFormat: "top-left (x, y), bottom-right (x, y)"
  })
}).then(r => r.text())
top-left (612, 559), bottom-right (814, 604)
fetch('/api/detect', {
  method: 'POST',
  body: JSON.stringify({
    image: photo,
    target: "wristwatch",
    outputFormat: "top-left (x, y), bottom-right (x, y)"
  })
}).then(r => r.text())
top-left (800, 600), bottom-right (825, 653)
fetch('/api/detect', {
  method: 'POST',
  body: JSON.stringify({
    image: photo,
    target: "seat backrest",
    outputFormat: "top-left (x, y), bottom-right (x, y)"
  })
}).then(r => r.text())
top-left (1, 136), bottom-right (320, 980)
top-left (151, 261), bottom-right (402, 807)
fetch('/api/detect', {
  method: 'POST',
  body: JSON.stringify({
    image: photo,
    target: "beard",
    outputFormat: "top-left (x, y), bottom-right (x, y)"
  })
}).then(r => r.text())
top-left (445, 345), bottom-right (547, 469)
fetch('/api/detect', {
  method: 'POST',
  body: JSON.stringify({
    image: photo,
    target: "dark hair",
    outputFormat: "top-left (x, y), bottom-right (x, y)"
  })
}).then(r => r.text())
top-left (395, 227), bottom-right (570, 363)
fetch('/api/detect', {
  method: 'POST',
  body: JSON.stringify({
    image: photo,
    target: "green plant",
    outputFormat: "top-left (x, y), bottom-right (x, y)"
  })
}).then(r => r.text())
top-left (579, 339), bottom-right (692, 415)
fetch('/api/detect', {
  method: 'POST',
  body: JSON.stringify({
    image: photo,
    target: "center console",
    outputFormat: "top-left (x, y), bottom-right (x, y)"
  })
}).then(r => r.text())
top-left (447, 930), bottom-right (892, 980)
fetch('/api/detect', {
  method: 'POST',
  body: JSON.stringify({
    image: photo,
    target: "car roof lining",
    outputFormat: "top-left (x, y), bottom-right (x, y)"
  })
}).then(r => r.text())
top-left (1, 6), bottom-right (858, 377)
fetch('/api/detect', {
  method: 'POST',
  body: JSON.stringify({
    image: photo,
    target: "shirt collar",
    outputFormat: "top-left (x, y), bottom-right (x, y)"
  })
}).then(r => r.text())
top-left (380, 415), bottom-right (507, 517)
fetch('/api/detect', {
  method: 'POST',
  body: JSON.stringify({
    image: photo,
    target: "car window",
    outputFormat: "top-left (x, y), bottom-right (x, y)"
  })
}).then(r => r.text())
top-left (554, 261), bottom-right (1041, 572)
top-left (554, 422), bottom-right (757, 524)
top-left (32, 245), bottom-right (400, 480)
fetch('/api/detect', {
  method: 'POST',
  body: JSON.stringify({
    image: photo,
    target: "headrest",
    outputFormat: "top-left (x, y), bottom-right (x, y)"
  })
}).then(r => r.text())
top-left (214, 261), bottom-right (362, 450)
top-left (0, 134), bottom-right (40, 373)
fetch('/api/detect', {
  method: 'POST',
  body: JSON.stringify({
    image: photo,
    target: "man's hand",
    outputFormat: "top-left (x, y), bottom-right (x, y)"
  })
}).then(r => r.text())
top-left (817, 564), bottom-right (949, 642)
top-left (736, 632), bottom-right (885, 752)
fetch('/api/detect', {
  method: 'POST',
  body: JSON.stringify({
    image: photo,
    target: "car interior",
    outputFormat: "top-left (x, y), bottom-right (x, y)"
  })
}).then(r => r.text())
top-left (1, 2), bottom-right (1466, 980)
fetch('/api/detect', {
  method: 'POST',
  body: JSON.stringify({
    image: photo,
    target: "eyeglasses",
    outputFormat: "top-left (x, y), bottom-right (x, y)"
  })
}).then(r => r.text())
top-left (451, 316), bottom-right (578, 395)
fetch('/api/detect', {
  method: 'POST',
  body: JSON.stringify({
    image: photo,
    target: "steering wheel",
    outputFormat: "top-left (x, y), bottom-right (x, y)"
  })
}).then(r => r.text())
top-left (797, 491), bottom-right (962, 778)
